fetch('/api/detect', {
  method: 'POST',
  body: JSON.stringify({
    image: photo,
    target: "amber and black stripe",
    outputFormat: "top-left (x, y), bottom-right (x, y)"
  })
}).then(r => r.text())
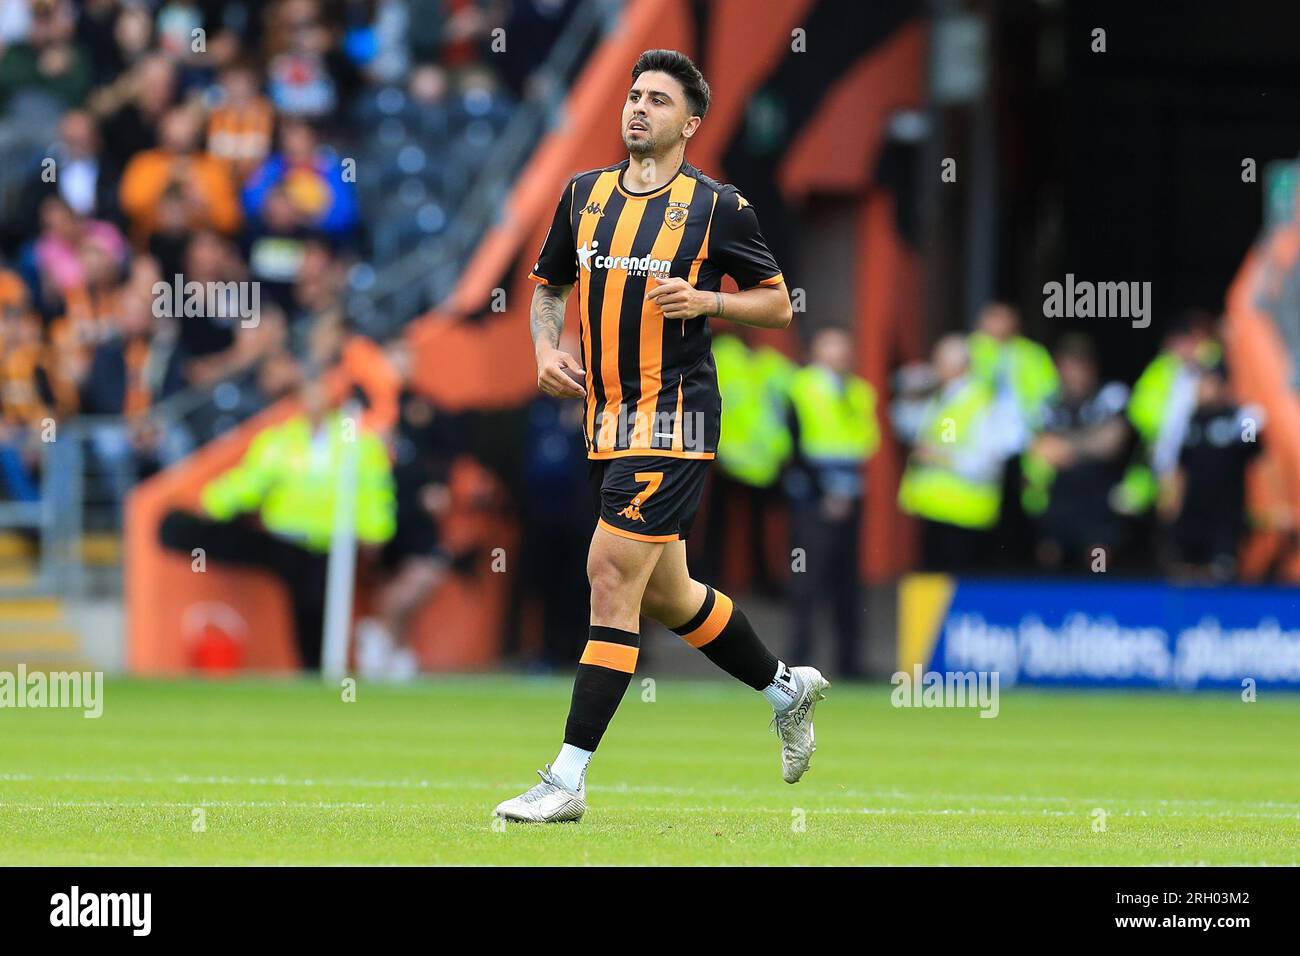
top-left (566, 162), bottom-right (737, 458)
top-left (671, 586), bottom-right (778, 690)
top-left (564, 625), bottom-right (640, 752)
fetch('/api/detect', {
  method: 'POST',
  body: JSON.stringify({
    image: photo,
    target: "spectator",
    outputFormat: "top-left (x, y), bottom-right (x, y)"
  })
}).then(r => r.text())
top-left (403, 62), bottom-right (450, 137)
top-left (1164, 360), bottom-right (1264, 581)
top-left (699, 330), bottom-right (794, 595)
top-left (1118, 311), bottom-right (1221, 517)
top-left (119, 106), bottom-right (242, 246)
top-left (264, 0), bottom-right (358, 120)
top-left (784, 326), bottom-right (879, 678)
top-left (80, 283), bottom-right (191, 513)
top-left (0, 109), bottom-right (119, 247)
top-left (242, 118), bottom-right (359, 241)
top-left (45, 231), bottom-right (130, 410)
top-left (206, 59), bottom-right (276, 184)
top-left (512, 391), bottom-right (590, 669)
top-left (159, 376), bottom-right (396, 670)
top-left (287, 240), bottom-right (346, 351)
top-left (74, 0), bottom-right (135, 87)
top-left (969, 302), bottom-right (1058, 451)
top-left (91, 54), bottom-right (178, 176)
top-left (347, 0), bottom-right (411, 86)
top-left (895, 334), bottom-right (1005, 572)
top-left (1022, 334), bottom-right (1131, 571)
top-left (34, 195), bottom-right (126, 302)
top-left (170, 229), bottom-right (274, 388)
top-left (0, 278), bottom-right (50, 501)
top-left (0, 0), bottom-right (91, 111)
top-left (243, 183), bottom-right (314, 311)
top-left (357, 344), bottom-right (463, 681)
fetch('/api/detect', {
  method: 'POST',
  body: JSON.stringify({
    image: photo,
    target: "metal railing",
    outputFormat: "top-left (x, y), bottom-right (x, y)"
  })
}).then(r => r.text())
top-left (0, 424), bottom-right (83, 598)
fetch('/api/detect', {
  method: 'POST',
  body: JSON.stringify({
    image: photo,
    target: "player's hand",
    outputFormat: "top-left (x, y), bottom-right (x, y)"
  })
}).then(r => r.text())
top-left (536, 346), bottom-right (586, 398)
top-left (645, 276), bottom-right (714, 320)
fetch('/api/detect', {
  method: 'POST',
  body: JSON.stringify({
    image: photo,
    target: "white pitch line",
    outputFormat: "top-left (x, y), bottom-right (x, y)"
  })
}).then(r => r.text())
top-left (0, 801), bottom-right (1294, 822)
top-left (1, 771), bottom-right (1298, 813)
top-left (1, 799), bottom-right (1298, 822)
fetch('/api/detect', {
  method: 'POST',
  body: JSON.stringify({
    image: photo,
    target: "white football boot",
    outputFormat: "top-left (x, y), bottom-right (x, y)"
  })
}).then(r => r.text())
top-left (493, 765), bottom-right (587, 823)
top-left (771, 666), bottom-right (831, 783)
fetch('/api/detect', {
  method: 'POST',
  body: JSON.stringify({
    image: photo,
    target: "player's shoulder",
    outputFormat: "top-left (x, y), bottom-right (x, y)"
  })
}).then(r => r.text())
top-left (682, 165), bottom-right (756, 214)
top-left (568, 162), bottom-right (625, 187)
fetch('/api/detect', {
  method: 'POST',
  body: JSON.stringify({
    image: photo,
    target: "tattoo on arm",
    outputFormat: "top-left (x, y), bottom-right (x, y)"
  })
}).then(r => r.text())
top-left (713, 291), bottom-right (724, 317)
top-left (530, 285), bottom-right (569, 349)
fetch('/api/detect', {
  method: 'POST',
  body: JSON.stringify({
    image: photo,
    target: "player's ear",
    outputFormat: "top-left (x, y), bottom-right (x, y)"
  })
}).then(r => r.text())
top-left (683, 116), bottom-right (701, 140)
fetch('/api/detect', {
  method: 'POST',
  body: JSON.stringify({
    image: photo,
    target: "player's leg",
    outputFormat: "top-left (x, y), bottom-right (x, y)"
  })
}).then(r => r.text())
top-left (546, 525), bottom-right (662, 792)
top-left (495, 463), bottom-right (665, 822)
top-left (641, 538), bottom-right (831, 783)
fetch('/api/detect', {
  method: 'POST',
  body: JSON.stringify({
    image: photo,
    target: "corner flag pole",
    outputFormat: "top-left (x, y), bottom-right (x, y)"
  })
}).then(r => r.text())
top-left (322, 400), bottom-right (362, 681)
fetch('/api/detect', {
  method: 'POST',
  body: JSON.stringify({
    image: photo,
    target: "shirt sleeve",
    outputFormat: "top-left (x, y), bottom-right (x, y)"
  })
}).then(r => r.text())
top-left (709, 187), bottom-right (784, 289)
top-left (527, 177), bottom-right (578, 286)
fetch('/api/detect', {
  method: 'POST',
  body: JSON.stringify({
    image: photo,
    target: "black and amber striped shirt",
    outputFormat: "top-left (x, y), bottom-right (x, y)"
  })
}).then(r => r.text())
top-left (528, 159), bottom-right (784, 459)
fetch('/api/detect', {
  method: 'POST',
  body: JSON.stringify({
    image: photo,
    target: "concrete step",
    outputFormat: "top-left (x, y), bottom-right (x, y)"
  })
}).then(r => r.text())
top-left (0, 657), bottom-right (96, 672)
top-left (0, 532), bottom-right (35, 561)
top-left (0, 631), bottom-right (80, 653)
top-left (0, 596), bottom-right (63, 623)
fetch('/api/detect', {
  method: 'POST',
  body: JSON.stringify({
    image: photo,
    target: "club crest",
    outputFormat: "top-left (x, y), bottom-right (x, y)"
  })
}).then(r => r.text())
top-left (664, 201), bottom-right (690, 230)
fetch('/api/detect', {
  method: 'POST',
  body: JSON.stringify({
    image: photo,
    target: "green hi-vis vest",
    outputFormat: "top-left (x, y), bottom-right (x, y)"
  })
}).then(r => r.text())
top-left (1120, 340), bottom-right (1223, 513)
top-left (970, 332), bottom-right (1058, 422)
top-left (897, 379), bottom-right (1000, 529)
top-left (714, 335), bottom-right (796, 487)
top-left (1021, 450), bottom-right (1055, 516)
top-left (1127, 340), bottom-right (1222, 442)
top-left (201, 412), bottom-right (397, 553)
top-left (787, 366), bottom-right (879, 463)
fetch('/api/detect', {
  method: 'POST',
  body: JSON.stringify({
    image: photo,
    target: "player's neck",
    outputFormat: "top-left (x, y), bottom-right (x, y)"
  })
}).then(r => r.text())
top-left (622, 148), bottom-right (686, 194)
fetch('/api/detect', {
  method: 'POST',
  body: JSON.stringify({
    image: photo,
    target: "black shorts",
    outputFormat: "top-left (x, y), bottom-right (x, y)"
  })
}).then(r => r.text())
top-left (588, 455), bottom-right (711, 542)
top-left (380, 499), bottom-right (447, 569)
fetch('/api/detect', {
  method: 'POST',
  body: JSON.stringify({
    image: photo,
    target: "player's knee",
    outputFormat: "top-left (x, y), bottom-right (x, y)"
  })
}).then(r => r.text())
top-left (587, 553), bottom-right (635, 605)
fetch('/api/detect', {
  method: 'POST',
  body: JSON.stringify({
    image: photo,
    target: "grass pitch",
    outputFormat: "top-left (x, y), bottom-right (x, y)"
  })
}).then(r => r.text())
top-left (0, 675), bottom-right (1297, 865)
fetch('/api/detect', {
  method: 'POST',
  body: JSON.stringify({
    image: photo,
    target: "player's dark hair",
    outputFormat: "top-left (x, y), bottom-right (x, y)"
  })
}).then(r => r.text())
top-left (631, 49), bottom-right (710, 118)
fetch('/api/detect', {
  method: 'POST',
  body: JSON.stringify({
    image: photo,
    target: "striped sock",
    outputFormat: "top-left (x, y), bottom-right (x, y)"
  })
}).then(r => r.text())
top-left (671, 586), bottom-right (780, 690)
top-left (562, 625), bottom-right (639, 753)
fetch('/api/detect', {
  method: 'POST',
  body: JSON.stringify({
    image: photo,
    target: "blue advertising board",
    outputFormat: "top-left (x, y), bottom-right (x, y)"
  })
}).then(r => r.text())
top-left (898, 576), bottom-right (1300, 690)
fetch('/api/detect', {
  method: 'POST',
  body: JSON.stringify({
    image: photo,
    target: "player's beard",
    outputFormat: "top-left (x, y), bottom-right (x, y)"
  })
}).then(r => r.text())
top-left (624, 122), bottom-right (684, 161)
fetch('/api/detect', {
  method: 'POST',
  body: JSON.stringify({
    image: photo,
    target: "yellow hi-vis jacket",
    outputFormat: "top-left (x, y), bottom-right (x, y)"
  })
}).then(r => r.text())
top-left (714, 335), bottom-right (795, 487)
top-left (897, 378), bottom-right (1001, 529)
top-left (201, 412), bottom-right (397, 553)
top-left (787, 365), bottom-right (879, 464)
top-left (969, 332), bottom-right (1058, 426)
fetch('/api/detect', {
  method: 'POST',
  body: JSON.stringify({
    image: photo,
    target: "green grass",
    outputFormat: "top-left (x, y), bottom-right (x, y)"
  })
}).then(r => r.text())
top-left (1, 676), bottom-right (1297, 865)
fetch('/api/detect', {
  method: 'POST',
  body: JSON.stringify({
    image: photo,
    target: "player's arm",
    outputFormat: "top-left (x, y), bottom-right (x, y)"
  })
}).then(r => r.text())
top-left (530, 282), bottom-right (585, 398)
top-left (528, 177), bottom-right (585, 398)
top-left (649, 187), bottom-right (792, 329)
top-left (647, 277), bottom-right (792, 329)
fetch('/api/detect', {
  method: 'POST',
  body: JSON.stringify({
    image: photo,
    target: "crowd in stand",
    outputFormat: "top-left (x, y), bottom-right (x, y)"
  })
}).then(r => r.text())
top-left (0, 0), bottom-right (560, 511)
